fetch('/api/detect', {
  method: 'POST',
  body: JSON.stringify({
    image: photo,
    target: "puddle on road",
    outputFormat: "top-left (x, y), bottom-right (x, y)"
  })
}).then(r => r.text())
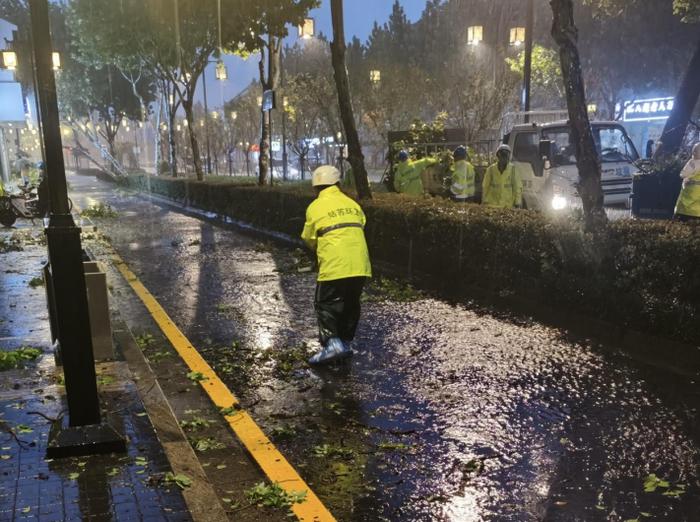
top-left (68, 174), bottom-right (700, 521)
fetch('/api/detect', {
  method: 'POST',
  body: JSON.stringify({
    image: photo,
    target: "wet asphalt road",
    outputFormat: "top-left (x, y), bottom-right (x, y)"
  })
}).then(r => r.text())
top-left (70, 174), bottom-right (700, 521)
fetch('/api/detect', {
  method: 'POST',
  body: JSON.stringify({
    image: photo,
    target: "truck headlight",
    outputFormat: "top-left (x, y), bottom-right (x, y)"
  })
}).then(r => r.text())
top-left (552, 195), bottom-right (568, 210)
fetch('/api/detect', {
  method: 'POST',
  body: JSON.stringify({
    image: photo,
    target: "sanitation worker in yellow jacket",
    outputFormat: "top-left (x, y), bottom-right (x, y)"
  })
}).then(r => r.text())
top-left (302, 166), bottom-right (372, 365)
top-left (394, 150), bottom-right (437, 195)
top-left (482, 144), bottom-right (523, 208)
top-left (450, 146), bottom-right (476, 202)
top-left (675, 142), bottom-right (700, 221)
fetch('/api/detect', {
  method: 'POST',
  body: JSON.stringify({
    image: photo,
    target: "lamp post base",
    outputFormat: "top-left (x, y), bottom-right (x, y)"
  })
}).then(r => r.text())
top-left (47, 416), bottom-right (126, 459)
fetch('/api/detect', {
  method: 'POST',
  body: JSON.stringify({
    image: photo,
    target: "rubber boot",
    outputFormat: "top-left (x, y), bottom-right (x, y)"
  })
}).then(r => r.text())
top-left (308, 337), bottom-right (352, 365)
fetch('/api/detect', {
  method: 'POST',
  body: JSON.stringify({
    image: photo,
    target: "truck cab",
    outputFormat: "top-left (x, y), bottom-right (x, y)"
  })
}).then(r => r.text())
top-left (506, 121), bottom-right (640, 211)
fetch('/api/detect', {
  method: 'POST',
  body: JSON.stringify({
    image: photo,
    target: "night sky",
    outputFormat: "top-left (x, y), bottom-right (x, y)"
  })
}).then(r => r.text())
top-left (197, 0), bottom-right (427, 106)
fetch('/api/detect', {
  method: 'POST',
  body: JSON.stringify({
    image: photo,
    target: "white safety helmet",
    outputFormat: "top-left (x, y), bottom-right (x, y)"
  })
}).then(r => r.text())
top-left (312, 165), bottom-right (341, 187)
top-left (496, 144), bottom-right (512, 155)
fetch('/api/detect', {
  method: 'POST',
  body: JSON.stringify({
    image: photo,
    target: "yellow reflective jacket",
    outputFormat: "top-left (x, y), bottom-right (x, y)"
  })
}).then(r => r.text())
top-left (301, 185), bottom-right (372, 282)
top-left (450, 160), bottom-right (476, 199)
top-left (394, 158), bottom-right (435, 195)
top-left (675, 170), bottom-right (700, 218)
top-left (0, 179), bottom-right (5, 198)
top-left (482, 163), bottom-right (522, 208)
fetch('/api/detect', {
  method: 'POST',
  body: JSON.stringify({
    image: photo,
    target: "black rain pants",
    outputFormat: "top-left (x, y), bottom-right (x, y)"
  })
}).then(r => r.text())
top-left (314, 277), bottom-right (366, 346)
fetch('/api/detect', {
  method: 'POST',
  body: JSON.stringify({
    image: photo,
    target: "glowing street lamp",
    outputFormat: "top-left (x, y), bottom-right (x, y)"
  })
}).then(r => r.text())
top-left (369, 69), bottom-right (381, 84)
top-left (510, 27), bottom-right (526, 47)
top-left (1, 50), bottom-right (18, 70)
top-left (215, 60), bottom-right (228, 80)
top-left (298, 18), bottom-right (315, 39)
top-left (52, 51), bottom-right (61, 70)
top-left (231, 111), bottom-right (238, 120)
top-left (467, 26), bottom-right (483, 46)
top-left (257, 96), bottom-right (263, 106)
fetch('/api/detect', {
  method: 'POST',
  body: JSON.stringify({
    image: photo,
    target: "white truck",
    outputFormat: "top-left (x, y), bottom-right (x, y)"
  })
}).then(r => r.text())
top-left (503, 120), bottom-right (640, 211)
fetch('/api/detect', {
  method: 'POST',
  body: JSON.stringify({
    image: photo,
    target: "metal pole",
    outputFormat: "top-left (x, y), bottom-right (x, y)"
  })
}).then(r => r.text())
top-left (269, 109), bottom-right (273, 183)
top-left (281, 48), bottom-right (288, 181)
top-left (523, 0), bottom-right (534, 121)
top-left (282, 109), bottom-right (288, 181)
top-left (29, 0), bottom-right (100, 426)
top-left (202, 69), bottom-right (212, 175)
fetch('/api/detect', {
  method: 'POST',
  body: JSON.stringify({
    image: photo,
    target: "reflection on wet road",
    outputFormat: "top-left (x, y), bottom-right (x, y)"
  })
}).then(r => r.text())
top-left (71, 174), bottom-right (700, 521)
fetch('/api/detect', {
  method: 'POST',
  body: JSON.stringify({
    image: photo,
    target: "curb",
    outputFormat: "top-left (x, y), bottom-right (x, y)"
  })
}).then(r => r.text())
top-left (112, 318), bottom-right (229, 522)
top-left (140, 191), bottom-right (304, 248)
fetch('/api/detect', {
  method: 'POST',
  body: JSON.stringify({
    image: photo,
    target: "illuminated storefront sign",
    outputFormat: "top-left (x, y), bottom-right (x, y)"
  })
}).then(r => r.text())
top-left (622, 97), bottom-right (675, 122)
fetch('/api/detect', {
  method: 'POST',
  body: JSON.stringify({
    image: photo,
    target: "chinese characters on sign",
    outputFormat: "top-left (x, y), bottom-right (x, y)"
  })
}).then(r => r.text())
top-left (621, 97), bottom-right (675, 122)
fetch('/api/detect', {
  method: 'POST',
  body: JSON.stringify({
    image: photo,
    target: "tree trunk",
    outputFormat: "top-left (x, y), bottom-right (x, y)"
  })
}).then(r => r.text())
top-left (155, 93), bottom-right (163, 175)
top-left (182, 99), bottom-right (204, 181)
top-left (257, 37), bottom-right (281, 186)
top-left (105, 125), bottom-right (118, 174)
top-left (654, 36), bottom-right (700, 159)
top-left (330, 0), bottom-right (372, 200)
top-left (550, 0), bottom-right (606, 230)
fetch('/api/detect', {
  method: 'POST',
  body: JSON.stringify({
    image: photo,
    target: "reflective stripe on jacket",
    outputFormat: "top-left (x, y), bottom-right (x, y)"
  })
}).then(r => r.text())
top-left (482, 163), bottom-right (522, 208)
top-left (450, 160), bottom-right (476, 199)
top-left (301, 185), bottom-right (372, 281)
top-left (675, 170), bottom-right (700, 218)
top-left (394, 158), bottom-right (435, 195)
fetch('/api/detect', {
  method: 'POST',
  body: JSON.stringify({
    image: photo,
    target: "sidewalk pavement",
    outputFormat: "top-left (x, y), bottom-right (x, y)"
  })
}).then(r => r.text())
top-left (0, 224), bottom-right (195, 521)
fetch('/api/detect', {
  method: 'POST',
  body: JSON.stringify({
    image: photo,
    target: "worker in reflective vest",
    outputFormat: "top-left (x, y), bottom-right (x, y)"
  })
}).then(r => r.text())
top-left (301, 166), bottom-right (372, 364)
top-left (394, 150), bottom-right (437, 195)
top-left (675, 143), bottom-right (700, 221)
top-left (482, 144), bottom-right (523, 208)
top-left (450, 146), bottom-right (476, 202)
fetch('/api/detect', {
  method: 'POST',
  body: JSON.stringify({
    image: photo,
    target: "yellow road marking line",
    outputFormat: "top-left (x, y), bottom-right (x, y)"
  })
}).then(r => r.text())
top-left (113, 253), bottom-right (335, 522)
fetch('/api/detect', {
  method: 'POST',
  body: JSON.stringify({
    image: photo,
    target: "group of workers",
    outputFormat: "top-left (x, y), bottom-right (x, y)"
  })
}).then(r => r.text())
top-left (393, 144), bottom-right (523, 208)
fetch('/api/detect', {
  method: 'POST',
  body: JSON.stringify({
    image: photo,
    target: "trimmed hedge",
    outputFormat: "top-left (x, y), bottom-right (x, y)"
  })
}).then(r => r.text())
top-left (127, 174), bottom-right (700, 346)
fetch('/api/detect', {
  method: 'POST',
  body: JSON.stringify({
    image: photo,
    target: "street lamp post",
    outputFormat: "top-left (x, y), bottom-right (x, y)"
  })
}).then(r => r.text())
top-left (28, 0), bottom-right (124, 457)
top-left (522, 0), bottom-right (535, 120)
top-left (229, 111), bottom-right (237, 176)
top-left (281, 96), bottom-right (288, 181)
top-left (466, 2), bottom-right (535, 119)
top-left (201, 68), bottom-right (212, 175)
top-left (336, 131), bottom-right (345, 179)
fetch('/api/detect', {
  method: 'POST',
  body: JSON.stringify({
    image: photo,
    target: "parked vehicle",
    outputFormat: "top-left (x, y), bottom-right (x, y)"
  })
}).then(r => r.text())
top-left (0, 183), bottom-right (72, 227)
top-left (505, 121), bottom-right (640, 211)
